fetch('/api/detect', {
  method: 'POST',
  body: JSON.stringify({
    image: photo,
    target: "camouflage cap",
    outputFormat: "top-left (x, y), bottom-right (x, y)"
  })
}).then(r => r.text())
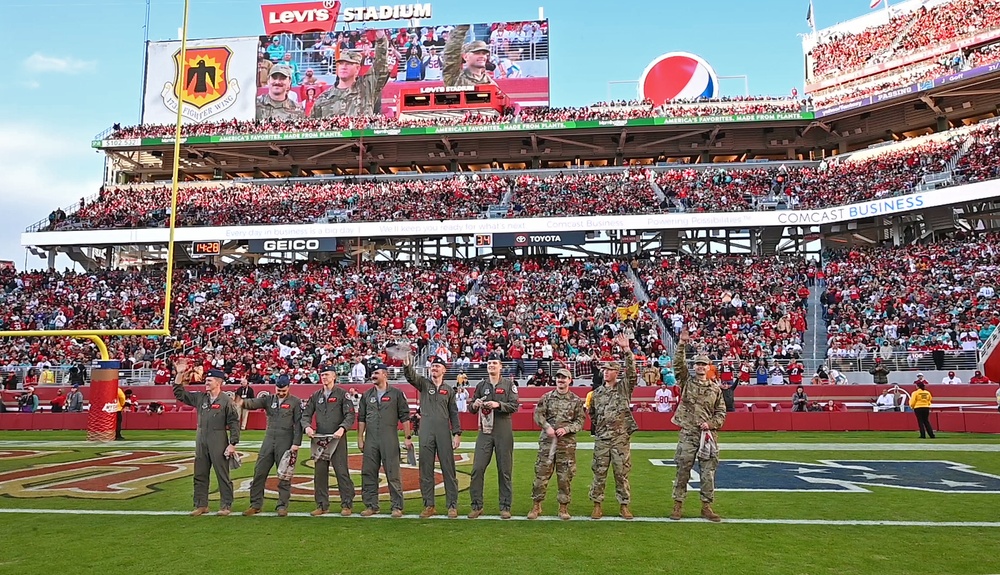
top-left (692, 354), bottom-right (712, 365)
top-left (603, 361), bottom-right (623, 372)
top-left (336, 51), bottom-right (363, 64)
top-left (463, 40), bottom-right (490, 54)
top-left (269, 64), bottom-right (293, 78)
top-left (555, 368), bottom-right (573, 379)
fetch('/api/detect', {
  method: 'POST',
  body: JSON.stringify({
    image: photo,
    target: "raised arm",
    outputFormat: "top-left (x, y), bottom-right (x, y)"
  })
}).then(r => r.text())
top-left (442, 24), bottom-right (470, 87)
top-left (673, 330), bottom-right (690, 389)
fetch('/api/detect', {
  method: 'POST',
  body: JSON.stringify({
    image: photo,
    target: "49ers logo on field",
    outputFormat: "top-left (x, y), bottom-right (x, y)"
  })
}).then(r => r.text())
top-left (235, 453), bottom-right (472, 502)
top-left (0, 451), bottom-right (194, 499)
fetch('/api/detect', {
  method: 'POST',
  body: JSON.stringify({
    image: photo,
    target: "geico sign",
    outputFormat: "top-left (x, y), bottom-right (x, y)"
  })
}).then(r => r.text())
top-left (342, 3), bottom-right (431, 22)
top-left (248, 238), bottom-right (337, 252)
top-left (266, 239), bottom-right (319, 251)
top-left (261, 1), bottom-right (341, 35)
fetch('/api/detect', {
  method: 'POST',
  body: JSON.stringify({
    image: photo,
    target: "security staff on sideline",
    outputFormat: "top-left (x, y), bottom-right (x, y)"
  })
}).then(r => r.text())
top-left (358, 363), bottom-right (412, 517)
top-left (404, 354), bottom-right (462, 518)
top-left (172, 359), bottom-right (240, 516)
top-left (467, 352), bottom-right (519, 519)
top-left (909, 381), bottom-right (936, 439)
top-left (302, 365), bottom-right (356, 516)
top-left (236, 377), bottom-right (303, 517)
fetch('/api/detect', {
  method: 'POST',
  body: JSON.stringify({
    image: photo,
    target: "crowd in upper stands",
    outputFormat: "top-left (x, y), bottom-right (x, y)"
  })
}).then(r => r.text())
top-left (107, 95), bottom-right (809, 140)
top-left (809, 0), bottom-right (1000, 80)
top-left (814, 42), bottom-right (1000, 108)
top-left (43, 123), bottom-right (1000, 232)
top-left (821, 234), bottom-right (999, 363)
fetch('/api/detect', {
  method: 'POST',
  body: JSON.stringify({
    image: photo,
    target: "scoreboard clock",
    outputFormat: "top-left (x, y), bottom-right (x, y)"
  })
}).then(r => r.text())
top-left (474, 234), bottom-right (493, 248)
top-left (191, 241), bottom-right (222, 256)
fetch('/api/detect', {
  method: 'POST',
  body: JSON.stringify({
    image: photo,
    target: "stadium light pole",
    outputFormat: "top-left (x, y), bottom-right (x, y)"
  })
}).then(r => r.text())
top-left (0, 0), bottom-right (190, 359)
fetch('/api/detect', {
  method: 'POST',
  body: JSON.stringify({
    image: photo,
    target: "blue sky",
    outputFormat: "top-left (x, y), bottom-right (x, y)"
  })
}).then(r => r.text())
top-left (1, 0), bottom-right (870, 268)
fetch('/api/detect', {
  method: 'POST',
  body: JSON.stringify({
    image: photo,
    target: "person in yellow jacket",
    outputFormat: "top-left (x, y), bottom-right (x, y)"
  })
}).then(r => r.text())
top-left (115, 387), bottom-right (127, 441)
top-left (908, 381), bottom-right (935, 439)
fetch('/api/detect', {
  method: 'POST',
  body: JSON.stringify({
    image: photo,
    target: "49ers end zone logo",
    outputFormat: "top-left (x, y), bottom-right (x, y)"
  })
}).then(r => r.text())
top-left (0, 451), bottom-right (194, 499)
top-left (0, 451), bottom-right (472, 502)
top-left (233, 453), bottom-right (472, 502)
top-left (161, 46), bottom-right (241, 122)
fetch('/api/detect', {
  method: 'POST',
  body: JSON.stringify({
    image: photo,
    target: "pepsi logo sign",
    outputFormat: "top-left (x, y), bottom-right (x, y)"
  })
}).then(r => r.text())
top-left (639, 52), bottom-right (720, 105)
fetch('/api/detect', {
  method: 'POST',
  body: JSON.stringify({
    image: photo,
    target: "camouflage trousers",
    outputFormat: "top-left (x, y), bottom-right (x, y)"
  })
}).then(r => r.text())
top-left (530, 436), bottom-right (577, 504)
top-left (673, 430), bottom-right (719, 503)
top-left (589, 437), bottom-right (632, 504)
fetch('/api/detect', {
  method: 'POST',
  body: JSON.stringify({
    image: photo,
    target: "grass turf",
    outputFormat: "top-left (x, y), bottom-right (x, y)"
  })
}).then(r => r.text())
top-left (0, 430), bottom-right (998, 575)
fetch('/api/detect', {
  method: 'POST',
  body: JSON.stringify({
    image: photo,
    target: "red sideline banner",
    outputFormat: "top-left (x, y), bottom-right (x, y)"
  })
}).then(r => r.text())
top-left (86, 369), bottom-right (119, 442)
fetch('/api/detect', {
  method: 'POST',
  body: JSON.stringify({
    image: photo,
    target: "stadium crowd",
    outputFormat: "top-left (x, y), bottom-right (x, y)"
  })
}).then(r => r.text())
top-left (809, 0), bottom-right (1000, 80)
top-left (444, 258), bottom-right (667, 378)
top-left (46, 129), bottom-right (993, 232)
top-left (814, 42), bottom-right (1000, 108)
top-left (106, 97), bottom-right (807, 140)
top-left (1, 261), bottom-right (481, 385)
top-left (637, 255), bottom-right (814, 363)
top-left (821, 235), bottom-right (1000, 363)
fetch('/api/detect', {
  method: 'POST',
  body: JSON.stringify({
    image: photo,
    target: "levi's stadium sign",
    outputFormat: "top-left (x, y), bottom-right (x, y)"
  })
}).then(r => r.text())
top-left (262, 1), bottom-right (341, 35)
top-left (261, 1), bottom-right (432, 35)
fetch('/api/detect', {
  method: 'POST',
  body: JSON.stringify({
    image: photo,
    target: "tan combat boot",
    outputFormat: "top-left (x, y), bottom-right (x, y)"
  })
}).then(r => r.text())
top-left (526, 502), bottom-right (542, 520)
top-left (701, 503), bottom-right (721, 522)
top-left (620, 505), bottom-right (634, 520)
top-left (558, 504), bottom-right (571, 520)
top-left (242, 507), bottom-right (260, 517)
top-left (591, 502), bottom-right (603, 519)
top-left (190, 507), bottom-right (209, 517)
top-left (419, 506), bottom-right (436, 518)
top-left (669, 501), bottom-right (683, 520)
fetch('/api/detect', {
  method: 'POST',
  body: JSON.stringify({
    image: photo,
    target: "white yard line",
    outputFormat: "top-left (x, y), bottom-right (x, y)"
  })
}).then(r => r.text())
top-left (0, 507), bottom-right (996, 527)
top-left (1, 440), bottom-right (999, 452)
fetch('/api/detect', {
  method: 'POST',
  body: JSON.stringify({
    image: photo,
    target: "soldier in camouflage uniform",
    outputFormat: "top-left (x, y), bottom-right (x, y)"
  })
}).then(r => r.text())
top-left (588, 333), bottom-right (640, 520)
top-left (310, 30), bottom-right (390, 118)
top-left (670, 330), bottom-right (727, 522)
top-left (256, 65), bottom-right (304, 121)
top-left (529, 368), bottom-right (586, 520)
top-left (442, 24), bottom-right (497, 87)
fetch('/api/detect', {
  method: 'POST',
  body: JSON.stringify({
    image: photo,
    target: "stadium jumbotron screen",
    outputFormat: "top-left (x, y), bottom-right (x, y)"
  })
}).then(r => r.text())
top-left (141, 12), bottom-right (549, 124)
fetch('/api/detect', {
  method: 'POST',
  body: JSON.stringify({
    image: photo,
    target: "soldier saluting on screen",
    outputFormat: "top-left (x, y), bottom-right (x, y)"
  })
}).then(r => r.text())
top-left (311, 30), bottom-right (390, 118)
top-left (443, 24), bottom-right (497, 87)
top-left (256, 65), bottom-right (304, 121)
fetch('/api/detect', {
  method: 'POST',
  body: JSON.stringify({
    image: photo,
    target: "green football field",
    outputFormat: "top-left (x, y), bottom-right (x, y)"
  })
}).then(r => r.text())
top-left (1, 430), bottom-right (998, 575)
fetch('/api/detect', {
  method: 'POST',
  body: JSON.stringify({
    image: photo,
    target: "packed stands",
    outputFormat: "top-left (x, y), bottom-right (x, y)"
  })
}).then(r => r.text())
top-left (0, 261), bottom-right (481, 384)
top-left (956, 121), bottom-right (1000, 183)
top-left (814, 42), bottom-right (1000, 108)
top-left (636, 255), bottom-right (815, 362)
top-left (44, 127), bottom-right (992, 233)
top-left (106, 97), bottom-right (808, 140)
top-left (821, 235), bottom-right (1000, 363)
top-left (809, 0), bottom-right (1000, 80)
top-left (448, 258), bottom-right (665, 377)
